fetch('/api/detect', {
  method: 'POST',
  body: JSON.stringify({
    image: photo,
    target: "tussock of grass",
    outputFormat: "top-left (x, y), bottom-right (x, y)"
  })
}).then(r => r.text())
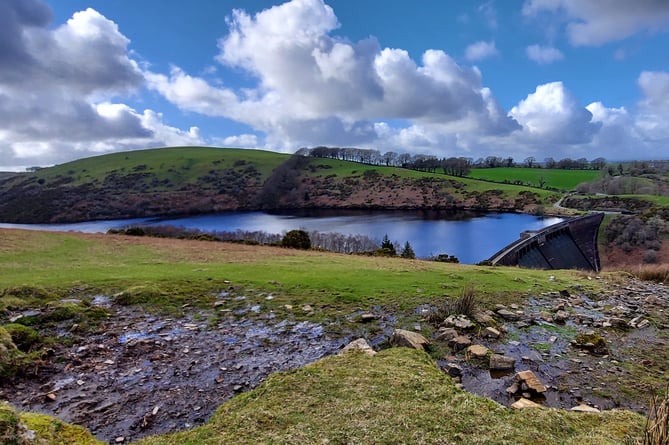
top-left (625, 264), bottom-right (669, 284)
top-left (136, 348), bottom-right (643, 444)
top-left (641, 387), bottom-right (669, 445)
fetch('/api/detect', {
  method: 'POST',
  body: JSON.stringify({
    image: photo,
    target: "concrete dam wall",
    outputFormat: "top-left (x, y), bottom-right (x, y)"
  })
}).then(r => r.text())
top-left (488, 213), bottom-right (604, 271)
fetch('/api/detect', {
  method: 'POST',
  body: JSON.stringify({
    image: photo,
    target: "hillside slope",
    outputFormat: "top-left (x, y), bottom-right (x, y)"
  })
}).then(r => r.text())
top-left (0, 147), bottom-right (557, 223)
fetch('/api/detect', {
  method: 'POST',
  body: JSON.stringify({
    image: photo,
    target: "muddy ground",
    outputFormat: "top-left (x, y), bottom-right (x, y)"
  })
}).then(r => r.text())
top-left (2, 278), bottom-right (668, 444)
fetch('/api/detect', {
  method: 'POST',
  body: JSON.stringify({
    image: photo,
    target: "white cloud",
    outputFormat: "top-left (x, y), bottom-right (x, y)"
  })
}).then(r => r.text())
top-left (0, 1), bottom-right (204, 170)
top-left (146, 0), bottom-right (518, 154)
top-left (219, 134), bottom-right (259, 148)
top-left (635, 71), bottom-right (669, 144)
top-left (523, 0), bottom-right (669, 46)
top-left (509, 81), bottom-right (600, 144)
top-left (526, 44), bottom-right (564, 64)
top-left (465, 41), bottom-right (499, 61)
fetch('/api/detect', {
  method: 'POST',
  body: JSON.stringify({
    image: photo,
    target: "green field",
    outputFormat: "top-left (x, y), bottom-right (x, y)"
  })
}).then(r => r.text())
top-left (467, 168), bottom-right (600, 191)
top-left (0, 229), bottom-right (596, 313)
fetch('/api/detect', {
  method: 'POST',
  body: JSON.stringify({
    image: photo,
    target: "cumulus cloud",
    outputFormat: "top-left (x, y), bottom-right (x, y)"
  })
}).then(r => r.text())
top-left (465, 41), bottom-right (499, 61)
top-left (523, 0), bottom-right (669, 46)
top-left (510, 81), bottom-right (601, 145)
top-left (145, 0), bottom-right (519, 154)
top-left (526, 44), bottom-right (564, 64)
top-left (635, 71), bottom-right (669, 144)
top-left (0, 1), bottom-right (203, 170)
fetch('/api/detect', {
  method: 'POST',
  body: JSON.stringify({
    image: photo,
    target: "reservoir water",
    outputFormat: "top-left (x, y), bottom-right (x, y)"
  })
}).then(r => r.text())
top-left (0, 210), bottom-right (563, 264)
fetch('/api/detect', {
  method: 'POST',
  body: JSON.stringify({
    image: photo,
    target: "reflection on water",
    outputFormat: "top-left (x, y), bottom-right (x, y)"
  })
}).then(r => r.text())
top-left (0, 210), bottom-right (563, 264)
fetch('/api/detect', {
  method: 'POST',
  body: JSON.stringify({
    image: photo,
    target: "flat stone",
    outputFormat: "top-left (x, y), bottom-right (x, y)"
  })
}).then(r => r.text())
top-left (483, 327), bottom-right (501, 338)
top-left (489, 354), bottom-right (516, 371)
top-left (390, 329), bottom-right (430, 351)
top-left (339, 338), bottom-right (376, 356)
top-left (511, 397), bottom-right (544, 410)
top-left (515, 370), bottom-right (547, 393)
top-left (570, 404), bottom-right (600, 413)
top-left (467, 344), bottom-right (489, 358)
top-left (497, 309), bottom-right (519, 321)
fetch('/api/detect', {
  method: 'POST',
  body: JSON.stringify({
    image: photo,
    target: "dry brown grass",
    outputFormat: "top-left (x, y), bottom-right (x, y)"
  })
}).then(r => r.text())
top-left (641, 387), bottom-right (669, 445)
top-left (624, 264), bottom-right (669, 284)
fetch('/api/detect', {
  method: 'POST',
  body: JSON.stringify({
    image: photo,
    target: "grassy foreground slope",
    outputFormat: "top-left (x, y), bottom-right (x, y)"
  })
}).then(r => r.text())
top-left (0, 229), bottom-right (648, 444)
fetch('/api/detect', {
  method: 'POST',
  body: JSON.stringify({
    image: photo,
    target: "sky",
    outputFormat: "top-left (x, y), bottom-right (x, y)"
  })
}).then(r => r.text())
top-left (2, 0), bottom-right (669, 171)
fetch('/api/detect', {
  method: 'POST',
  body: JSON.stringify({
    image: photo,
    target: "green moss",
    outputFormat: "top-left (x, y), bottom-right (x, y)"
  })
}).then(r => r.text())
top-left (113, 284), bottom-right (163, 306)
top-left (1, 324), bottom-right (40, 352)
top-left (573, 332), bottom-right (609, 355)
top-left (0, 403), bottom-right (102, 445)
top-left (20, 412), bottom-right (104, 445)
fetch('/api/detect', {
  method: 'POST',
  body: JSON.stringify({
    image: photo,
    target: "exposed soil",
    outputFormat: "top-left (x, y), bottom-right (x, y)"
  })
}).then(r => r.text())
top-left (2, 277), bottom-right (668, 444)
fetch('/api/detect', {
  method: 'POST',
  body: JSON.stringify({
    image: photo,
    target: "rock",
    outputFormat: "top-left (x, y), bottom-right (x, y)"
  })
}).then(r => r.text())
top-left (497, 309), bottom-right (519, 321)
top-left (538, 311), bottom-right (553, 322)
top-left (483, 327), bottom-right (501, 338)
top-left (570, 404), bottom-right (600, 413)
top-left (515, 370), bottom-right (547, 394)
top-left (448, 335), bottom-right (472, 351)
top-left (511, 398), bottom-right (544, 410)
top-left (443, 315), bottom-right (473, 330)
top-left (434, 327), bottom-right (458, 342)
top-left (467, 345), bottom-right (489, 358)
top-left (359, 313), bottom-right (376, 323)
top-left (489, 354), bottom-right (516, 371)
top-left (554, 310), bottom-right (569, 323)
top-left (390, 329), bottom-right (430, 351)
top-left (339, 338), bottom-right (376, 356)
top-left (443, 363), bottom-right (463, 378)
top-left (608, 317), bottom-right (629, 329)
top-left (472, 311), bottom-right (495, 325)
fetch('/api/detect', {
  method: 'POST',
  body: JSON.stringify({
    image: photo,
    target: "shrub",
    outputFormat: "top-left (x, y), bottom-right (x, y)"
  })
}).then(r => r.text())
top-left (281, 230), bottom-right (311, 250)
top-left (644, 250), bottom-right (658, 264)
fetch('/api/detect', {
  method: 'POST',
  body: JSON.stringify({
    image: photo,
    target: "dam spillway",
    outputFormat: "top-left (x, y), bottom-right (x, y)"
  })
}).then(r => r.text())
top-left (487, 213), bottom-right (604, 271)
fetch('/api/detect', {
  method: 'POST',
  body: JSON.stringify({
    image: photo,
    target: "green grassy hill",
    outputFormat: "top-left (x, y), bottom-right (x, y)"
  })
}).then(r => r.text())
top-left (0, 147), bottom-right (561, 224)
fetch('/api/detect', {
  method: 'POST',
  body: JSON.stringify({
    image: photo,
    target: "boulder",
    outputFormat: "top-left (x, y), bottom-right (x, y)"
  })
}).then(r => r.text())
top-left (339, 338), bottom-right (376, 356)
top-left (390, 329), bottom-right (430, 351)
top-left (489, 354), bottom-right (516, 371)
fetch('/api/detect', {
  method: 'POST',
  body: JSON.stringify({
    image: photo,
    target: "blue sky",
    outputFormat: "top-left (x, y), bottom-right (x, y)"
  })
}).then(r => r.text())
top-left (2, 0), bottom-right (669, 170)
